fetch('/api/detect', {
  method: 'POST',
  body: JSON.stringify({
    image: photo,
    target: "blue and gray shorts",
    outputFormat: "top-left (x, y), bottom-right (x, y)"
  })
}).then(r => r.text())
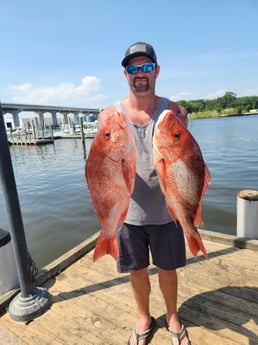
top-left (116, 222), bottom-right (186, 273)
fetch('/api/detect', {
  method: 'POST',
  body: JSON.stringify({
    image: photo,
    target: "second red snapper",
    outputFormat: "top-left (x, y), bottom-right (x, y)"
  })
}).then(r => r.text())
top-left (153, 110), bottom-right (210, 259)
top-left (85, 111), bottom-right (136, 262)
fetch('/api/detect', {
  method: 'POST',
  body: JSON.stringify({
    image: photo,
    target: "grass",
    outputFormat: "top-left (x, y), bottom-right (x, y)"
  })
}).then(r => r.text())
top-left (188, 108), bottom-right (239, 120)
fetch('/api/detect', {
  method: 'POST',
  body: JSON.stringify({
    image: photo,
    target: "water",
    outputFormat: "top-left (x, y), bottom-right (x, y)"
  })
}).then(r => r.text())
top-left (0, 139), bottom-right (99, 268)
top-left (0, 115), bottom-right (257, 268)
top-left (190, 115), bottom-right (258, 234)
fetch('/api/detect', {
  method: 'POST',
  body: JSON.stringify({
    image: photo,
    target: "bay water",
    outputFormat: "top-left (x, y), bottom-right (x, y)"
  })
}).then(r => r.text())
top-left (0, 115), bottom-right (257, 268)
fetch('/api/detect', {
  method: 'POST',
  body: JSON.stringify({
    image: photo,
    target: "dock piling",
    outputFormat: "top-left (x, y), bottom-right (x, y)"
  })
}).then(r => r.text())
top-left (80, 117), bottom-right (86, 159)
top-left (237, 189), bottom-right (258, 239)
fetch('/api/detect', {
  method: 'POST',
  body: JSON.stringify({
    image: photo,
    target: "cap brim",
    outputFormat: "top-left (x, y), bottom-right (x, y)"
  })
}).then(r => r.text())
top-left (121, 52), bottom-right (156, 67)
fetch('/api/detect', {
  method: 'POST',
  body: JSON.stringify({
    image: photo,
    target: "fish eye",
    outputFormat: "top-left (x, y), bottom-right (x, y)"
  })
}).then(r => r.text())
top-left (104, 131), bottom-right (110, 139)
top-left (173, 132), bottom-right (180, 140)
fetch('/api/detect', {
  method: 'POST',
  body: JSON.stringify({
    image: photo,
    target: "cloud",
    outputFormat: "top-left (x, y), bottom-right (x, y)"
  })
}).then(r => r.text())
top-left (8, 76), bottom-right (107, 107)
top-left (206, 89), bottom-right (227, 100)
top-left (244, 88), bottom-right (258, 96)
top-left (170, 92), bottom-right (193, 101)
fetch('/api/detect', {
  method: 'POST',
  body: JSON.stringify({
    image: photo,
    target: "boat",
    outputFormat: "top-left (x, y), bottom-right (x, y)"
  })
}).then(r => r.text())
top-left (53, 121), bottom-right (98, 138)
top-left (82, 121), bottom-right (98, 138)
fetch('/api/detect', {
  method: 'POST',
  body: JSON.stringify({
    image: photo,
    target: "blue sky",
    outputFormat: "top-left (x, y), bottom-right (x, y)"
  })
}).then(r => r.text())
top-left (1, 0), bottom-right (258, 109)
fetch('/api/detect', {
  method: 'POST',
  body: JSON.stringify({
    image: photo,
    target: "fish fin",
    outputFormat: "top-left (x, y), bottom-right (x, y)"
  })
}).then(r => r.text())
top-left (194, 164), bottom-right (211, 227)
top-left (186, 230), bottom-right (209, 260)
top-left (118, 208), bottom-right (129, 229)
top-left (122, 159), bottom-right (136, 194)
top-left (116, 111), bottom-right (127, 129)
top-left (154, 157), bottom-right (167, 192)
top-left (166, 205), bottom-right (179, 226)
top-left (93, 231), bottom-right (119, 262)
top-left (154, 158), bottom-right (178, 224)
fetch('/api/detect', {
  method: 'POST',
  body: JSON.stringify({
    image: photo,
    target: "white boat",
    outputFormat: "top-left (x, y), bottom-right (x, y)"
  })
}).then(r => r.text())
top-left (83, 121), bottom-right (98, 138)
top-left (53, 124), bottom-right (74, 137)
top-left (53, 122), bottom-right (98, 138)
top-left (83, 127), bottom-right (97, 138)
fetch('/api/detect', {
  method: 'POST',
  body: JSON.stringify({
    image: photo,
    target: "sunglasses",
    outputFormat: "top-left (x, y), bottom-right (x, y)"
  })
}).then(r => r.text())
top-left (125, 62), bottom-right (155, 75)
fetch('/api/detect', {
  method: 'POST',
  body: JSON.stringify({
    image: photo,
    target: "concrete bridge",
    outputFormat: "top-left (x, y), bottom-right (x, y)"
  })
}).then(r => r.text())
top-left (1, 103), bottom-right (100, 129)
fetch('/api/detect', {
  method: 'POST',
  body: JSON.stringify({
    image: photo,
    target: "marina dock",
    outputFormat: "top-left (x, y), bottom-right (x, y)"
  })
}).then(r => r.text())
top-left (0, 230), bottom-right (257, 345)
top-left (8, 138), bottom-right (54, 145)
top-left (8, 131), bottom-right (95, 145)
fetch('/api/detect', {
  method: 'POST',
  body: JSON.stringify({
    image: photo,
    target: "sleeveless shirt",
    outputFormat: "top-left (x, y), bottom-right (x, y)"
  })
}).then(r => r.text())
top-left (114, 97), bottom-right (173, 226)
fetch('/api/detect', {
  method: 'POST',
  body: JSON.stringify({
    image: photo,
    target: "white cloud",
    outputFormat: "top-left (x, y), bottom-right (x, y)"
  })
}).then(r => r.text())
top-left (206, 89), bottom-right (227, 100)
top-left (8, 76), bottom-right (107, 107)
top-left (244, 88), bottom-right (258, 96)
top-left (170, 92), bottom-right (193, 101)
top-left (9, 82), bottom-right (32, 93)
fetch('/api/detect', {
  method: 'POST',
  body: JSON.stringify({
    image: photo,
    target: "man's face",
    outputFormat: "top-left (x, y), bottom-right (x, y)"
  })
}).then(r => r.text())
top-left (124, 56), bottom-right (160, 96)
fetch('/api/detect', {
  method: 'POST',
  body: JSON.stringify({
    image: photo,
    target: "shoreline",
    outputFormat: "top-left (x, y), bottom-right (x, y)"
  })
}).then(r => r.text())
top-left (188, 111), bottom-right (258, 120)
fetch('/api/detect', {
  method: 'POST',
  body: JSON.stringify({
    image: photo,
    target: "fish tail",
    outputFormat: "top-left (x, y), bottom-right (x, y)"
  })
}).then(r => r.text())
top-left (186, 230), bottom-right (209, 260)
top-left (93, 232), bottom-right (119, 262)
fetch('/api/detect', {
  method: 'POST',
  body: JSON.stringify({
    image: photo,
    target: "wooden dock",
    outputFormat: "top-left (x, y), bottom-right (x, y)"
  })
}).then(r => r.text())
top-left (0, 230), bottom-right (257, 345)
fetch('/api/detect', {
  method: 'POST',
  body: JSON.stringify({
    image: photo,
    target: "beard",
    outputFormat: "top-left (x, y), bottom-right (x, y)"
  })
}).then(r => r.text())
top-left (132, 77), bottom-right (150, 93)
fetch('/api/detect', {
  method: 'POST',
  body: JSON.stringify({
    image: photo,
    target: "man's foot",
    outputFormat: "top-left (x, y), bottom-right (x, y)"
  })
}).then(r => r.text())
top-left (127, 317), bottom-right (157, 345)
top-left (168, 323), bottom-right (191, 345)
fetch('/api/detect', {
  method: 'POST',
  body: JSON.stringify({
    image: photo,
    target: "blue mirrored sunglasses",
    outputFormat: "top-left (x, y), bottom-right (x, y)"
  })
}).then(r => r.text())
top-left (126, 62), bottom-right (155, 75)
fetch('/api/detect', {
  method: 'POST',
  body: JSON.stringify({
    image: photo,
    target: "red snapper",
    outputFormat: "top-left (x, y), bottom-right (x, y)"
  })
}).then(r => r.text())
top-left (153, 110), bottom-right (210, 259)
top-left (85, 111), bottom-right (136, 262)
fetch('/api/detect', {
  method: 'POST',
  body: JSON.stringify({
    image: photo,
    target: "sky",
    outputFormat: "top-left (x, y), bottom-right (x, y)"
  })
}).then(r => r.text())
top-left (1, 0), bottom-right (258, 111)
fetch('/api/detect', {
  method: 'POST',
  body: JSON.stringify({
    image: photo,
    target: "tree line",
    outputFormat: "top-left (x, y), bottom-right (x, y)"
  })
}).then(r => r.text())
top-left (177, 92), bottom-right (258, 115)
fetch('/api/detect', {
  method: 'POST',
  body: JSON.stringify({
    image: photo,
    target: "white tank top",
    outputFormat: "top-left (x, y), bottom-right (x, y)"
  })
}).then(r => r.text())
top-left (114, 97), bottom-right (173, 225)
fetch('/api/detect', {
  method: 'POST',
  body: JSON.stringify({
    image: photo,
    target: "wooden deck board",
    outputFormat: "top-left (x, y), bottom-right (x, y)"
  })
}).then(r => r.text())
top-left (0, 234), bottom-right (257, 345)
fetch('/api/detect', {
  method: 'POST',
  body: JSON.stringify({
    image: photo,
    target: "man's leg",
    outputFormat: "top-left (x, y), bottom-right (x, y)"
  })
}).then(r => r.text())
top-left (128, 267), bottom-right (152, 345)
top-left (158, 268), bottom-right (189, 345)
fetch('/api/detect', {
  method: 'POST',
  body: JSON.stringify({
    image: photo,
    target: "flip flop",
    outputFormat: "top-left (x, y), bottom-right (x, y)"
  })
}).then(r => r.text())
top-left (127, 316), bottom-right (157, 345)
top-left (168, 323), bottom-right (191, 345)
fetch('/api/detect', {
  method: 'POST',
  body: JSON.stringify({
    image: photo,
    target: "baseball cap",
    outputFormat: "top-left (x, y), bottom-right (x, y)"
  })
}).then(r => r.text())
top-left (121, 42), bottom-right (157, 67)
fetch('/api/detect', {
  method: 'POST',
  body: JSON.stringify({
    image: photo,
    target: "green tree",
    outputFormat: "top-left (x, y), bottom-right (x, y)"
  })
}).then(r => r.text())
top-left (177, 92), bottom-right (258, 115)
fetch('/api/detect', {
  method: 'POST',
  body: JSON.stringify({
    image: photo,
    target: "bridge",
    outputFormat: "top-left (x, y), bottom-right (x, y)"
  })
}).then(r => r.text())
top-left (1, 103), bottom-right (100, 129)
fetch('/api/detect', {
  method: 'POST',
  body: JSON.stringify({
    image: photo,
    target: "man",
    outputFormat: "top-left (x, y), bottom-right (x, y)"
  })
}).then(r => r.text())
top-left (98, 42), bottom-right (190, 345)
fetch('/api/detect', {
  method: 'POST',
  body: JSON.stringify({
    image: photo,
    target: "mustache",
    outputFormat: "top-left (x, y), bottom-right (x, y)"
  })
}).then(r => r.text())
top-left (134, 77), bottom-right (148, 81)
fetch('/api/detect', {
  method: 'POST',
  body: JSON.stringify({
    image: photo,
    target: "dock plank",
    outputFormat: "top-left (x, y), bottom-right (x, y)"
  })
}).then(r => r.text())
top-left (0, 235), bottom-right (257, 345)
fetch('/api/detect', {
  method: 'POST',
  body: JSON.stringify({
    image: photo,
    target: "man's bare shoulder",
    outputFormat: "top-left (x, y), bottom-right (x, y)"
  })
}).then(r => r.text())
top-left (166, 100), bottom-right (181, 111)
top-left (167, 100), bottom-right (188, 127)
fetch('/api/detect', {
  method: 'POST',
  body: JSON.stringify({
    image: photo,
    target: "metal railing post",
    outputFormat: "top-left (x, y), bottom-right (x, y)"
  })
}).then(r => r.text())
top-left (0, 103), bottom-right (50, 322)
